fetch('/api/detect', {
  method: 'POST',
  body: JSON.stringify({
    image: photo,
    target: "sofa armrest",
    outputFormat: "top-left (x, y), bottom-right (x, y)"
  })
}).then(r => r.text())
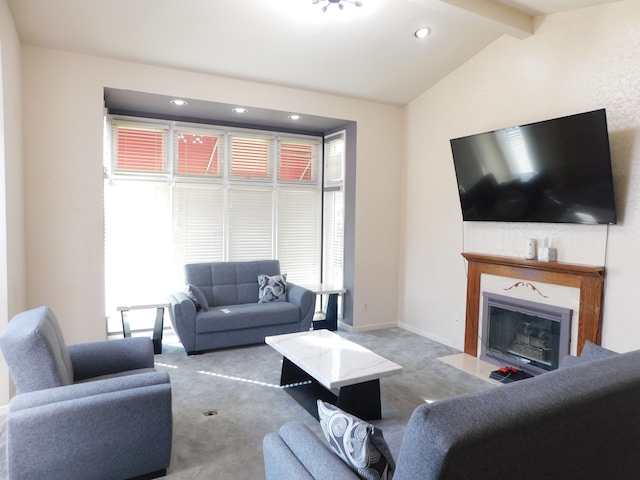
top-left (287, 283), bottom-right (314, 330)
top-left (7, 372), bottom-right (172, 480)
top-left (68, 337), bottom-right (154, 381)
top-left (168, 291), bottom-right (198, 353)
top-left (263, 433), bottom-right (315, 480)
top-left (9, 371), bottom-right (170, 411)
top-left (263, 422), bottom-right (358, 480)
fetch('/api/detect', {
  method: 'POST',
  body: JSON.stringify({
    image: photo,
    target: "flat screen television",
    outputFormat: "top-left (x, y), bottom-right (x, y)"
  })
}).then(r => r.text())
top-left (450, 109), bottom-right (617, 224)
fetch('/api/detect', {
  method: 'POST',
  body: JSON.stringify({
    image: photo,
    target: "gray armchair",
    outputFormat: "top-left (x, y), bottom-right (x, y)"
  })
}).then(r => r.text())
top-left (0, 306), bottom-right (173, 480)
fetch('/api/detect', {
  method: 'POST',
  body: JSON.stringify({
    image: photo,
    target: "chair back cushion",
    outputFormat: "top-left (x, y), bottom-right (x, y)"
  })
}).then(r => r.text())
top-left (184, 260), bottom-right (281, 307)
top-left (0, 306), bottom-right (74, 393)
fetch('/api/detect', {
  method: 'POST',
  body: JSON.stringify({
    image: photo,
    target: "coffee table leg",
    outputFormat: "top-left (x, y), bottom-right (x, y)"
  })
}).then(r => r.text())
top-left (279, 358), bottom-right (383, 421)
top-left (337, 379), bottom-right (381, 420)
top-left (281, 357), bottom-right (313, 385)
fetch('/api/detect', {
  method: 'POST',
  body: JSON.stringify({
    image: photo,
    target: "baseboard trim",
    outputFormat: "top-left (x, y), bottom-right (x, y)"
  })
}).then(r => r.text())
top-left (338, 321), bottom-right (398, 333)
top-left (397, 322), bottom-right (463, 351)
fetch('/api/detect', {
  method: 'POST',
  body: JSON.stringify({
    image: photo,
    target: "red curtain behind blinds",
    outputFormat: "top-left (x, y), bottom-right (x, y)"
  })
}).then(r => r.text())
top-left (117, 127), bottom-right (313, 182)
top-left (177, 134), bottom-right (219, 175)
top-left (116, 127), bottom-right (164, 171)
top-left (280, 142), bottom-right (313, 181)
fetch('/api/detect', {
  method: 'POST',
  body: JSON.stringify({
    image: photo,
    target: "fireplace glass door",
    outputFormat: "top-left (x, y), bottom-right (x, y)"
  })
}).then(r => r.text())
top-left (481, 293), bottom-right (572, 376)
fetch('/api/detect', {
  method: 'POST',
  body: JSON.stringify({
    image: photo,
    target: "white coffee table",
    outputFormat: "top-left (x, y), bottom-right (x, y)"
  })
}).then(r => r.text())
top-left (265, 329), bottom-right (403, 420)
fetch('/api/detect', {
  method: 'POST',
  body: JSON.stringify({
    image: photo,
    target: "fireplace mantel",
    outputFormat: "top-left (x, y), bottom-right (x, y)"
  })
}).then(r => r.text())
top-left (462, 253), bottom-right (605, 357)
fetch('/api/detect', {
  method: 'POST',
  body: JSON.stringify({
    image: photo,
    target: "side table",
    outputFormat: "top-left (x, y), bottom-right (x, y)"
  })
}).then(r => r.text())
top-left (303, 284), bottom-right (346, 331)
top-left (117, 302), bottom-right (169, 354)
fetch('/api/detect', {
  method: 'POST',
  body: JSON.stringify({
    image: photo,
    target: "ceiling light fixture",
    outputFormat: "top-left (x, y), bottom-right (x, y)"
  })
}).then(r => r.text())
top-left (232, 107), bottom-right (248, 114)
top-left (312, 0), bottom-right (362, 13)
top-left (414, 27), bottom-right (431, 39)
top-left (288, 115), bottom-right (302, 121)
top-left (170, 99), bottom-right (188, 106)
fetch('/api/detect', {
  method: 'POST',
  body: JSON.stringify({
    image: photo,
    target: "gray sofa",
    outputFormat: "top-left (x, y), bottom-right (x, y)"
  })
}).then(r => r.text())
top-left (0, 306), bottom-right (172, 480)
top-left (168, 260), bottom-right (314, 354)
top-left (264, 342), bottom-right (640, 479)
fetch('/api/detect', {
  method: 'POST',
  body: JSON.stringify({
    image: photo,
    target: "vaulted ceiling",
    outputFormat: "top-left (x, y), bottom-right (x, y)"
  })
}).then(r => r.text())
top-left (8, 0), bottom-right (621, 106)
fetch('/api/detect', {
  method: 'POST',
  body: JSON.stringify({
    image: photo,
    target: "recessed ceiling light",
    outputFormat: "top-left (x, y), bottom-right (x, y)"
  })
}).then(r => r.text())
top-left (415, 27), bottom-right (431, 39)
top-left (232, 107), bottom-right (248, 114)
top-left (288, 115), bottom-right (302, 121)
top-left (170, 99), bottom-right (188, 106)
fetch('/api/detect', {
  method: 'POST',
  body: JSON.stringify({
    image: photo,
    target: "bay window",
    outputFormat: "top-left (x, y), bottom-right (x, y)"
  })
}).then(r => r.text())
top-left (105, 117), bottom-right (323, 333)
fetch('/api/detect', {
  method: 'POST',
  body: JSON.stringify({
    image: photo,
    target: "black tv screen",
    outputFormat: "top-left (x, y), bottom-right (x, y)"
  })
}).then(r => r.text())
top-left (450, 109), bottom-right (617, 224)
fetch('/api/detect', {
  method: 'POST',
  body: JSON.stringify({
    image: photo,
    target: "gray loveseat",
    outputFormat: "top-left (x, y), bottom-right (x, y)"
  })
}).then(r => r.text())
top-left (264, 342), bottom-right (640, 479)
top-left (168, 260), bottom-right (314, 354)
top-left (0, 306), bottom-right (172, 480)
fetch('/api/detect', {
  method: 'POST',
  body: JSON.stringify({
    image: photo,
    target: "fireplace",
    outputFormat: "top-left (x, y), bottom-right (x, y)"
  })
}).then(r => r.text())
top-left (461, 253), bottom-right (605, 356)
top-left (481, 292), bottom-right (573, 376)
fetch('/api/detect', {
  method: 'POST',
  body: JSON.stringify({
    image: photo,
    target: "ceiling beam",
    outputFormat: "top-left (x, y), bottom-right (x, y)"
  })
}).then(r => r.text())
top-left (411, 0), bottom-right (534, 39)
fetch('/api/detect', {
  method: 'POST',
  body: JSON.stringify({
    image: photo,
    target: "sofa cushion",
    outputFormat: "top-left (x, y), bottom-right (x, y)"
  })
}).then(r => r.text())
top-left (185, 260), bottom-right (281, 307)
top-left (195, 302), bottom-right (300, 334)
top-left (186, 284), bottom-right (209, 311)
top-left (559, 340), bottom-right (618, 368)
top-left (258, 274), bottom-right (288, 303)
top-left (317, 400), bottom-right (395, 480)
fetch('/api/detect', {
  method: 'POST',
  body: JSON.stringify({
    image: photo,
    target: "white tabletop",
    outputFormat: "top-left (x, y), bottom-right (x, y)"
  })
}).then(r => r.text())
top-left (116, 302), bottom-right (170, 311)
top-left (300, 284), bottom-right (346, 295)
top-left (265, 329), bottom-right (402, 390)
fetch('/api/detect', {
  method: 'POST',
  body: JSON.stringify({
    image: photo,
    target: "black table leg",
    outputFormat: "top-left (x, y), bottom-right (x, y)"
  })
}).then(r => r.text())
top-left (121, 311), bottom-right (132, 338)
top-left (120, 307), bottom-right (163, 354)
top-left (337, 379), bottom-right (381, 420)
top-left (325, 293), bottom-right (338, 331)
top-left (152, 307), bottom-right (164, 354)
top-left (279, 357), bottom-right (382, 421)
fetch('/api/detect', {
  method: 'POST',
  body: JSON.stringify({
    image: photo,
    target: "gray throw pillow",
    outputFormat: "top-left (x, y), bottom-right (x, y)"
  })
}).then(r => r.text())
top-left (580, 340), bottom-right (617, 361)
top-left (257, 274), bottom-right (287, 303)
top-left (559, 340), bottom-right (617, 368)
top-left (185, 284), bottom-right (208, 311)
top-left (317, 400), bottom-right (395, 480)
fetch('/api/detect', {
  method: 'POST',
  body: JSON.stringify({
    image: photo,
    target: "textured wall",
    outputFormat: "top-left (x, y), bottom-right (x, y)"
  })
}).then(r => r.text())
top-left (400, 0), bottom-right (640, 352)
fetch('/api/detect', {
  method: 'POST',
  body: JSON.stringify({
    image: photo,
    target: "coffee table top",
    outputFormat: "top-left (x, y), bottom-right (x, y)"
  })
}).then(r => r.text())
top-left (265, 329), bottom-right (403, 390)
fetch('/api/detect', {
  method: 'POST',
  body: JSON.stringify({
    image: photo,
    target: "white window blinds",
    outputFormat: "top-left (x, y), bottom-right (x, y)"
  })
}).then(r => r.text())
top-left (277, 189), bottom-right (321, 285)
top-left (105, 117), bottom-right (324, 333)
top-left (172, 184), bottom-right (224, 266)
top-left (323, 132), bottom-right (346, 287)
top-left (112, 122), bottom-right (168, 174)
top-left (230, 134), bottom-right (273, 181)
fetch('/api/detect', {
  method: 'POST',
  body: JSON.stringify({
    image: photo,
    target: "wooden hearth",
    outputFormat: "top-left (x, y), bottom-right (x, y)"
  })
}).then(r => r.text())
top-left (462, 253), bottom-right (605, 357)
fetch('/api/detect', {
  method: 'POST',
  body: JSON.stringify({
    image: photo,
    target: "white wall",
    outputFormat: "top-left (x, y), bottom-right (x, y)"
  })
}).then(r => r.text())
top-left (0, 0), bottom-right (26, 404)
top-left (400, 0), bottom-right (640, 352)
top-left (21, 47), bottom-right (403, 343)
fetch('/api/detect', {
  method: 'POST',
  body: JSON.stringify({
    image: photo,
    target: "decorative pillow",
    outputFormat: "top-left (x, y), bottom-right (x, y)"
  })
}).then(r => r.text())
top-left (317, 400), bottom-right (395, 480)
top-left (185, 284), bottom-right (208, 311)
top-left (580, 340), bottom-right (618, 361)
top-left (559, 341), bottom-right (617, 368)
top-left (257, 274), bottom-right (287, 303)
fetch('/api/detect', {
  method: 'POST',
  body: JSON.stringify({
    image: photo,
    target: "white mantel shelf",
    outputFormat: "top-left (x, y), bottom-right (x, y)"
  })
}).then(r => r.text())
top-left (461, 253), bottom-right (605, 357)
